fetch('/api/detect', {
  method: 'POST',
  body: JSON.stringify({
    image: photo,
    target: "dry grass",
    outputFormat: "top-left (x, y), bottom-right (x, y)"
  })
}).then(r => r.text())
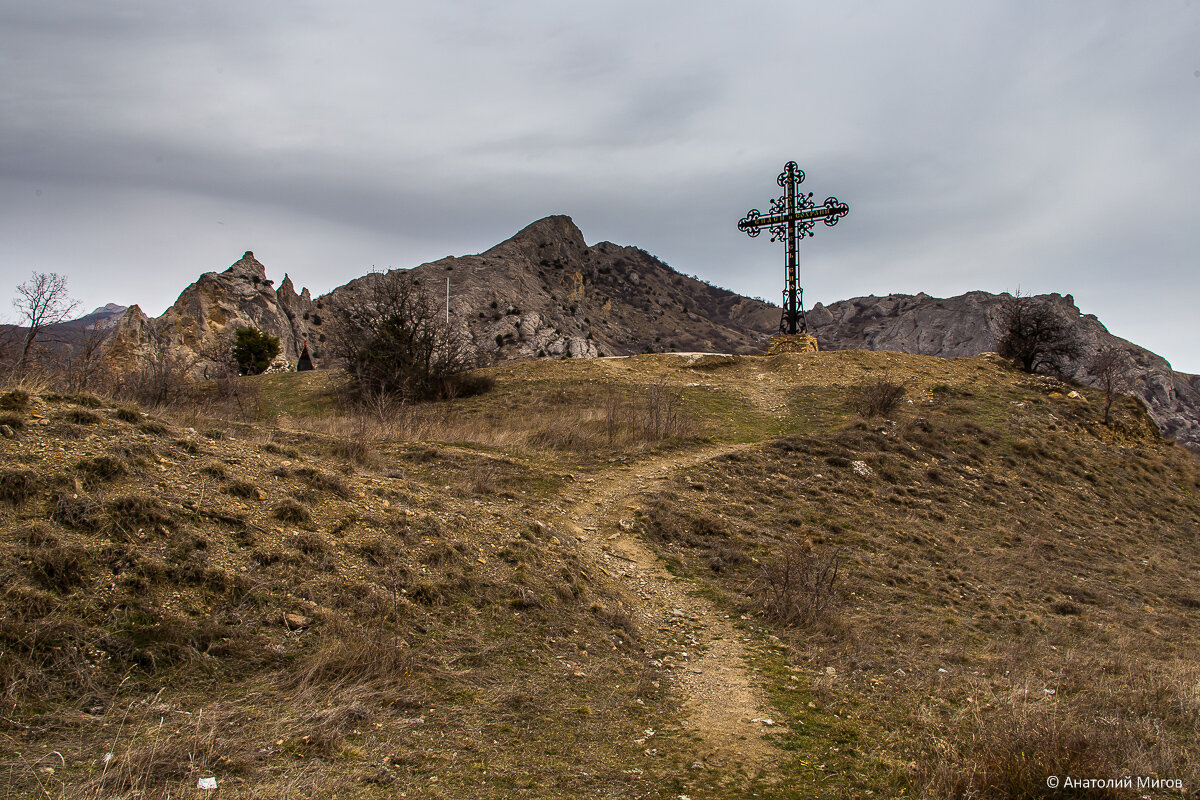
top-left (634, 367), bottom-right (1200, 796)
top-left (1, 353), bottom-right (1197, 798)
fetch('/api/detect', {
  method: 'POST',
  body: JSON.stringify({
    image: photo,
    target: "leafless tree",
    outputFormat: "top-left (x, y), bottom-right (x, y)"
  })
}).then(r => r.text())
top-left (996, 291), bottom-right (1082, 377)
top-left (329, 271), bottom-right (481, 402)
top-left (1090, 345), bottom-right (1133, 425)
top-left (115, 320), bottom-right (195, 407)
top-left (11, 272), bottom-right (80, 371)
top-left (52, 324), bottom-right (111, 393)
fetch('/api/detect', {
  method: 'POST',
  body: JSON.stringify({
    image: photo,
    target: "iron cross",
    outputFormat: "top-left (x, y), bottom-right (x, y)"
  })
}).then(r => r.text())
top-left (738, 161), bottom-right (848, 335)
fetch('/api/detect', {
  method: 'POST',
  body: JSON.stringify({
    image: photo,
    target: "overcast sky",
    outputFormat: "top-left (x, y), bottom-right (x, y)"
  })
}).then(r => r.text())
top-left (2, 1), bottom-right (1197, 370)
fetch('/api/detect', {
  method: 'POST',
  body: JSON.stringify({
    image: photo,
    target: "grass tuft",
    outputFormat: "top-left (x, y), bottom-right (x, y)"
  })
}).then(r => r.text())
top-left (0, 468), bottom-right (40, 504)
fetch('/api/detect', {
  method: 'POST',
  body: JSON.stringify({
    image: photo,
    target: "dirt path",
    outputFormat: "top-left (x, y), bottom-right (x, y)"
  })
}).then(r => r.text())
top-left (554, 443), bottom-right (784, 778)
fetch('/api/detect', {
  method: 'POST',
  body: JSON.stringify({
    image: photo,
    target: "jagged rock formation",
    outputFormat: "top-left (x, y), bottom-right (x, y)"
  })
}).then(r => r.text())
top-left (107, 252), bottom-right (316, 378)
top-left (809, 291), bottom-right (1200, 453)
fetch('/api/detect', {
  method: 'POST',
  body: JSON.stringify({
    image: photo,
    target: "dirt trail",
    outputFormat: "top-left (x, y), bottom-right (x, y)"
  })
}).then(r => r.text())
top-left (555, 442), bottom-right (783, 776)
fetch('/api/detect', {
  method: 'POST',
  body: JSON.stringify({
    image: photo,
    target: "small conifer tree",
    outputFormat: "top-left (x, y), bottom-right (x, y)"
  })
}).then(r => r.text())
top-left (232, 327), bottom-right (280, 375)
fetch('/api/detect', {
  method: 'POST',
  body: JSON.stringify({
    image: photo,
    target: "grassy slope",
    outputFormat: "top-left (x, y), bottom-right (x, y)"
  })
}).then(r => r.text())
top-left (1, 351), bottom-right (1198, 798)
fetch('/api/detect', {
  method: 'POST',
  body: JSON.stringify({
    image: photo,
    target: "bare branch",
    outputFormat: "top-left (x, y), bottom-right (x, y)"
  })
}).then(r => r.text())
top-left (11, 271), bottom-right (80, 371)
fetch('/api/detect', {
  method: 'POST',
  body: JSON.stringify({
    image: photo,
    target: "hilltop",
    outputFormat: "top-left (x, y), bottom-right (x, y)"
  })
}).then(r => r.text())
top-left (810, 290), bottom-right (1200, 453)
top-left (86, 217), bottom-right (1199, 455)
top-left (1, 350), bottom-right (1197, 798)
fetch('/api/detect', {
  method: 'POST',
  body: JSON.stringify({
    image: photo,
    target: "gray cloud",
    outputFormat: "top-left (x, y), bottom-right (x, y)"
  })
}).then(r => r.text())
top-left (1, 0), bottom-right (1197, 370)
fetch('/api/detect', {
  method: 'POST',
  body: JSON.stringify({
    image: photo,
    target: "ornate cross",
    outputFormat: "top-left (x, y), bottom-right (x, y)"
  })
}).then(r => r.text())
top-left (738, 161), bottom-right (848, 335)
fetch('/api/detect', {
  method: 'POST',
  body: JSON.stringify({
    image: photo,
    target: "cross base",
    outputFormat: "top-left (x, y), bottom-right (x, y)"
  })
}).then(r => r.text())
top-left (767, 334), bottom-right (819, 355)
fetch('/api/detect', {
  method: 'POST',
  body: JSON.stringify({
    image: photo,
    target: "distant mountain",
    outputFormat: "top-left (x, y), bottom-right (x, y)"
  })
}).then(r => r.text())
top-left (809, 291), bottom-right (1200, 453)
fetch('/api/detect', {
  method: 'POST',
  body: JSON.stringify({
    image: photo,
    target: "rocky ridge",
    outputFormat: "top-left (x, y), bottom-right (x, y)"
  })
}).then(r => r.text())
top-left (106, 252), bottom-right (316, 378)
top-left (809, 291), bottom-right (1200, 452)
top-left (106, 217), bottom-right (777, 378)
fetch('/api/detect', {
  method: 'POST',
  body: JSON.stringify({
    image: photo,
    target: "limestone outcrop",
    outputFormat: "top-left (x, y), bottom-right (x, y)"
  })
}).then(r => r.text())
top-left (321, 215), bottom-right (777, 361)
top-left (105, 252), bottom-right (316, 379)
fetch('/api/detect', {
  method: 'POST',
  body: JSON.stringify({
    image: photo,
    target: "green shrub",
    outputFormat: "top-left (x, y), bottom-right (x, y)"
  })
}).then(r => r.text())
top-left (233, 327), bottom-right (281, 375)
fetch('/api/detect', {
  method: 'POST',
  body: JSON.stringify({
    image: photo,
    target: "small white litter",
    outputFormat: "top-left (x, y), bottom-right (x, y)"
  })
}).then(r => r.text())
top-left (197, 776), bottom-right (218, 790)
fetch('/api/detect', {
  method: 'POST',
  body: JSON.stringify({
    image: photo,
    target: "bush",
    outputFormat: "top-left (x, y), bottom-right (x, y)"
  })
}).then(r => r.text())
top-left (745, 540), bottom-right (841, 628)
top-left (0, 390), bottom-right (30, 411)
top-left (224, 480), bottom-right (261, 500)
top-left (330, 271), bottom-right (480, 402)
top-left (106, 494), bottom-right (172, 532)
top-left (26, 544), bottom-right (92, 594)
top-left (64, 408), bottom-right (101, 425)
top-left (51, 492), bottom-right (102, 530)
top-left (996, 292), bottom-right (1083, 376)
top-left (273, 498), bottom-right (312, 524)
top-left (847, 378), bottom-right (907, 418)
top-left (233, 327), bottom-right (281, 375)
top-left (0, 468), bottom-right (39, 504)
top-left (75, 454), bottom-right (130, 484)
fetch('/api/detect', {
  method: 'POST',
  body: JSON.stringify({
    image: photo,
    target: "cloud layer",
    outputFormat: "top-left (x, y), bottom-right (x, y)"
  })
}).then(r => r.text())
top-left (2, 1), bottom-right (1197, 370)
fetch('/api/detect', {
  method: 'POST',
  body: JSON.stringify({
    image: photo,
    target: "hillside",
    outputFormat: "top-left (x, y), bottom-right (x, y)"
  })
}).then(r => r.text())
top-left (810, 291), bottom-right (1200, 453)
top-left (2, 351), bottom-right (1198, 798)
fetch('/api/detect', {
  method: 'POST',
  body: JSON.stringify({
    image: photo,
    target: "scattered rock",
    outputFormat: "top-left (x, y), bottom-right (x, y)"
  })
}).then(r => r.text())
top-left (283, 613), bottom-right (312, 630)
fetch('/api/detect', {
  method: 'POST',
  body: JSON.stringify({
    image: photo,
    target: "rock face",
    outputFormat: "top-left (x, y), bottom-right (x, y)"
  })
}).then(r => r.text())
top-left (809, 291), bottom-right (1200, 453)
top-left (107, 252), bottom-right (317, 378)
top-left (319, 215), bottom-right (777, 361)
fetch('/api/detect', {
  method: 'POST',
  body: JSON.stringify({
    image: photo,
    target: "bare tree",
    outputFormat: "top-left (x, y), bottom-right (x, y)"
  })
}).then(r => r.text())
top-left (996, 291), bottom-right (1082, 377)
top-left (329, 271), bottom-right (481, 402)
top-left (12, 272), bottom-right (80, 371)
top-left (52, 324), bottom-right (111, 394)
top-left (115, 319), bottom-right (195, 407)
top-left (1090, 345), bottom-right (1133, 425)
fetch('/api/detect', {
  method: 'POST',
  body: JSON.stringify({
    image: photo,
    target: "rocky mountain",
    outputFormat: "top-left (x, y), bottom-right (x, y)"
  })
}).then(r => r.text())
top-left (106, 217), bottom-right (777, 378)
top-left (106, 251), bottom-right (316, 378)
top-left (809, 290), bottom-right (1200, 452)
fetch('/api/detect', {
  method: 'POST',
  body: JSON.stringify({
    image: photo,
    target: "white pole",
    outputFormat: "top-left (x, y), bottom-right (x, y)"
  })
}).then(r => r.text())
top-left (445, 276), bottom-right (450, 326)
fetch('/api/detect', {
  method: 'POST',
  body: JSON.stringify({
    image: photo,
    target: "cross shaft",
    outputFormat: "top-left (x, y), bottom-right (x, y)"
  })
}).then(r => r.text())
top-left (738, 161), bottom-right (848, 335)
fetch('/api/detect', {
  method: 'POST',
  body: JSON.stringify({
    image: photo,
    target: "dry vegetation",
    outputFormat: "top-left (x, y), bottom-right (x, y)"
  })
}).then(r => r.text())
top-left (1, 350), bottom-right (1197, 798)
